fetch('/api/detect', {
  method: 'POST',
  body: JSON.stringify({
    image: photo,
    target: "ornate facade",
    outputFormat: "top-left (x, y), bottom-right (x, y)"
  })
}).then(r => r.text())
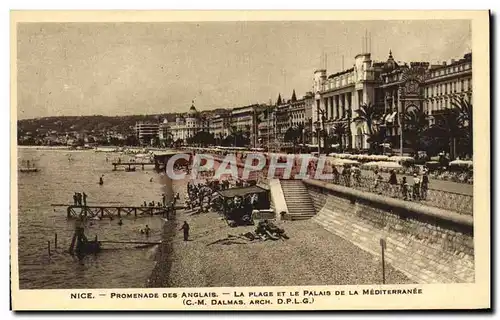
top-left (169, 102), bottom-right (209, 143)
top-left (313, 53), bottom-right (384, 149)
top-left (312, 51), bottom-right (472, 151)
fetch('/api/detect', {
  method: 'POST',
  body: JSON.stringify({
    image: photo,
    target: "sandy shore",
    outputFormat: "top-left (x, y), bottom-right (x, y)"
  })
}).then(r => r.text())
top-left (149, 205), bottom-right (411, 287)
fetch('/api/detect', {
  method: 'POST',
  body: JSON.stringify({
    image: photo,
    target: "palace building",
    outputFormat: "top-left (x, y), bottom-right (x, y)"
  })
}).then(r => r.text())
top-left (169, 102), bottom-right (209, 143)
top-left (312, 51), bottom-right (472, 151)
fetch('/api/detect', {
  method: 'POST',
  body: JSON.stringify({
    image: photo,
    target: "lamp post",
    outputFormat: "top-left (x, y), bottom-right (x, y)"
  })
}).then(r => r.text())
top-left (302, 128), bottom-right (305, 153)
top-left (314, 121), bottom-right (321, 155)
top-left (399, 112), bottom-right (404, 156)
top-left (316, 106), bottom-right (326, 155)
top-left (379, 123), bottom-right (386, 156)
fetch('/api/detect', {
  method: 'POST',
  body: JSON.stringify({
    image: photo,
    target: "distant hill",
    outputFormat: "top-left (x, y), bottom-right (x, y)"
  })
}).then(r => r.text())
top-left (17, 109), bottom-right (230, 135)
top-left (17, 114), bottom-right (169, 135)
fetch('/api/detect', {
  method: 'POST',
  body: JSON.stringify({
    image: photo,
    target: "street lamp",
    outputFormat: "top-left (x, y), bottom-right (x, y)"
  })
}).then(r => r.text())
top-left (398, 112), bottom-right (404, 156)
top-left (315, 105), bottom-right (326, 155)
top-left (314, 121), bottom-right (321, 155)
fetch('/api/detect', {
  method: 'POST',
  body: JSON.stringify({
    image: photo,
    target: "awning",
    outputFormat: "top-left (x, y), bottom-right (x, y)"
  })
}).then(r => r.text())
top-left (218, 185), bottom-right (268, 198)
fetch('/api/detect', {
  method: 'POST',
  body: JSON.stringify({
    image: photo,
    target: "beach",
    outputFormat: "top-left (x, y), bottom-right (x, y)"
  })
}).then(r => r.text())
top-left (148, 198), bottom-right (411, 287)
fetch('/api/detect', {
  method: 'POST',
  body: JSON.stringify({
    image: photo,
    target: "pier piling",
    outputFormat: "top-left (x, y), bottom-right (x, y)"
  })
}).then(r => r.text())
top-left (47, 240), bottom-right (51, 257)
top-left (54, 233), bottom-right (58, 249)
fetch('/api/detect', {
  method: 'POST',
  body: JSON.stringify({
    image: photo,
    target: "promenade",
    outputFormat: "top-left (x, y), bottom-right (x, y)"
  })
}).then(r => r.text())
top-left (359, 169), bottom-right (472, 196)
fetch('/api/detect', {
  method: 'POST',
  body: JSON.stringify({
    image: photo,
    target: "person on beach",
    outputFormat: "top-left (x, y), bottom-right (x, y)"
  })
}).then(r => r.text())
top-left (82, 192), bottom-right (87, 206)
top-left (144, 225), bottom-right (151, 237)
top-left (180, 221), bottom-right (190, 241)
top-left (99, 175), bottom-right (104, 185)
top-left (73, 193), bottom-right (78, 206)
top-left (118, 219), bottom-right (123, 226)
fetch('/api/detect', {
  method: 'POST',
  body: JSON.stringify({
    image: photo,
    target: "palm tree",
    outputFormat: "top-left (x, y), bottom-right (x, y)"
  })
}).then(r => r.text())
top-left (331, 122), bottom-right (348, 152)
top-left (431, 107), bottom-right (463, 159)
top-left (451, 96), bottom-right (473, 155)
top-left (404, 108), bottom-right (428, 152)
top-left (284, 126), bottom-right (302, 153)
top-left (353, 102), bottom-right (382, 151)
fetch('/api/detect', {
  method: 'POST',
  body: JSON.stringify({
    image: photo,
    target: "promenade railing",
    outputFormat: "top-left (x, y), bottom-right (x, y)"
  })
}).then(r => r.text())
top-left (319, 175), bottom-right (473, 215)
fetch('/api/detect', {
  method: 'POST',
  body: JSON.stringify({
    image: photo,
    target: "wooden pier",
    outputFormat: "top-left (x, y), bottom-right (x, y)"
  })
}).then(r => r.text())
top-left (50, 204), bottom-right (183, 219)
top-left (112, 162), bottom-right (155, 171)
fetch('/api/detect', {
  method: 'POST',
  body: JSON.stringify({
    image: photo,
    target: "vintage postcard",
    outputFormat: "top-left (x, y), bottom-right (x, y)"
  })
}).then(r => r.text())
top-left (10, 10), bottom-right (490, 311)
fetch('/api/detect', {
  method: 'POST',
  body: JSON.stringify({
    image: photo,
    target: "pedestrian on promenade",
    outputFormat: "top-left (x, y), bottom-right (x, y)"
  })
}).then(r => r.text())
top-left (73, 193), bottom-right (78, 206)
top-left (180, 221), bottom-right (190, 241)
top-left (401, 177), bottom-right (409, 200)
top-left (389, 170), bottom-right (398, 197)
top-left (332, 165), bottom-right (339, 184)
top-left (412, 173), bottom-right (421, 201)
top-left (421, 171), bottom-right (429, 200)
top-left (373, 170), bottom-right (380, 191)
top-left (82, 192), bottom-right (87, 206)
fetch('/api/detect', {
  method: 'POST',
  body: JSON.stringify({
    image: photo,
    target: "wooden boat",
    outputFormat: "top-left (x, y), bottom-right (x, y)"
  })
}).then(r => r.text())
top-left (19, 159), bottom-right (39, 173)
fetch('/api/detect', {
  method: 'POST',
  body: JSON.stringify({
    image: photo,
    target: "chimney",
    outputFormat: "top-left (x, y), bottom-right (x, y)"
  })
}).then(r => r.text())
top-left (451, 59), bottom-right (455, 64)
top-left (442, 61), bottom-right (447, 66)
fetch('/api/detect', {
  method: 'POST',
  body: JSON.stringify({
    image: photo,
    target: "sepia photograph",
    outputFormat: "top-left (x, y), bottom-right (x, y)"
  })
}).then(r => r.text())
top-left (10, 10), bottom-right (490, 310)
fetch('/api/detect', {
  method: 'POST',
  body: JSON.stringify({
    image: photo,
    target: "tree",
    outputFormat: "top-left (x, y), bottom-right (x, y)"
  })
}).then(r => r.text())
top-left (451, 96), bottom-right (473, 156)
top-left (353, 103), bottom-right (382, 152)
top-left (223, 126), bottom-right (250, 147)
top-left (403, 108), bottom-right (428, 153)
top-left (331, 122), bottom-right (348, 152)
top-left (187, 131), bottom-right (215, 147)
top-left (283, 126), bottom-right (302, 153)
top-left (125, 134), bottom-right (139, 146)
top-left (431, 107), bottom-right (463, 159)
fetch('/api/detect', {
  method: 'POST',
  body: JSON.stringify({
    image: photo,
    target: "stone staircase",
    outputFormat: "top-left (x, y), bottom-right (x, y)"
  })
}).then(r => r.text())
top-left (279, 180), bottom-right (316, 220)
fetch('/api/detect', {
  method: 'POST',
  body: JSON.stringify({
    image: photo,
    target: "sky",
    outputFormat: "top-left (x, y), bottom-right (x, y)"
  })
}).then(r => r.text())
top-left (16, 20), bottom-right (471, 119)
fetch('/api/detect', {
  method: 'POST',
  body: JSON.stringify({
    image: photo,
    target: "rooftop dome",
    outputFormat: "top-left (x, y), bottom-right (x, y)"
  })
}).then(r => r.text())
top-left (188, 101), bottom-right (198, 115)
top-left (384, 50), bottom-right (399, 72)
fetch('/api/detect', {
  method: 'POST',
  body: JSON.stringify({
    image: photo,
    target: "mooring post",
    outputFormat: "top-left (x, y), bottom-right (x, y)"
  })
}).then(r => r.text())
top-left (54, 233), bottom-right (58, 249)
top-left (380, 238), bottom-right (386, 284)
top-left (47, 240), bottom-right (51, 257)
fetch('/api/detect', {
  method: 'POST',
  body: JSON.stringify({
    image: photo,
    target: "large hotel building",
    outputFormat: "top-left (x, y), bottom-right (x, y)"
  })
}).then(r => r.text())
top-left (311, 50), bottom-right (472, 150)
top-left (136, 50), bottom-right (472, 151)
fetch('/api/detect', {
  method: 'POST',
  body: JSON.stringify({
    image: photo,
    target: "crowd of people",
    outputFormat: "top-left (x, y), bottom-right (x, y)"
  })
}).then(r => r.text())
top-left (72, 192), bottom-right (88, 206)
top-left (327, 164), bottom-right (431, 201)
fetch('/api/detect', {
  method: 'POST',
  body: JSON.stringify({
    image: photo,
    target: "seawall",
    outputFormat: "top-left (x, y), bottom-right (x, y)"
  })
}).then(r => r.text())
top-left (303, 179), bottom-right (474, 284)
